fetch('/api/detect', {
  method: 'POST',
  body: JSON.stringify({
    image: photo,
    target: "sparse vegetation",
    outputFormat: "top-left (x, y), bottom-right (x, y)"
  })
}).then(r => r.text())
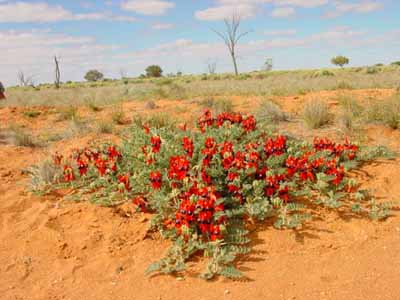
top-left (9, 126), bottom-right (41, 147)
top-left (145, 100), bottom-right (158, 110)
top-left (199, 97), bottom-right (234, 114)
top-left (57, 106), bottom-right (79, 121)
top-left (364, 95), bottom-right (400, 129)
top-left (96, 120), bottom-right (114, 134)
top-left (111, 105), bottom-right (127, 125)
top-left (302, 99), bottom-right (331, 129)
top-left (23, 110), bottom-right (41, 118)
top-left (28, 159), bottom-right (63, 193)
top-left (257, 99), bottom-right (288, 122)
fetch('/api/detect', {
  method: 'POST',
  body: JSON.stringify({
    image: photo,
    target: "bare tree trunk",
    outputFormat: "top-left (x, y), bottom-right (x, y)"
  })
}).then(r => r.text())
top-left (212, 14), bottom-right (250, 76)
top-left (17, 71), bottom-right (34, 87)
top-left (54, 56), bottom-right (61, 89)
top-left (231, 51), bottom-right (238, 76)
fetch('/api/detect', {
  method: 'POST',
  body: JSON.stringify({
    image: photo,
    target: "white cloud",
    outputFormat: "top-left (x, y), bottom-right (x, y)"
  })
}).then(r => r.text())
top-left (325, 1), bottom-right (383, 18)
top-left (195, 0), bottom-right (328, 21)
top-left (271, 6), bottom-right (295, 17)
top-left (152, 23), bottom-right (175, 30)
top-left (121, 0), bottom-right (175, 16)
top-left (264, 29), bottom-right (297, 36)
top-left (0, 1), bottom-right (136, 23)
top-left (0, 2), bottom-right (72, 23)
top-left (195, 4), bottom-right (257, 20)
top-left (274, 0), bottom-right (328, 8)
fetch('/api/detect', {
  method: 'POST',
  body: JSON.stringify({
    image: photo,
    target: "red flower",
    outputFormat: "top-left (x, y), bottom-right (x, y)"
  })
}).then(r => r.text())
top-left (182, 137), bottom-right (194, 158)
top-left (108, 146), bottom-right (121, 160)
top-left (204, 137), bottom-right (216, 149)
top-left (216, 112), bottom-right (243, 126)
top-left (168, 156), bottom-right (190, 181)
top-left (198, 109), bottom-right (215, 132)
top-left (143, 124), bottom-right (150, 134)
top-left (118, 173), bottom-right (131, 191)
top-left (63, 165), bottom-right (75, 182)
top-left (227, 172), bottom-right (239, 181)
top-left (264, 135), bottom-right (287, 157)
top-left (151, 136), bottom-right (162, 153)
top-left (77, 158), bottom-right (88, 176)
top-left (255, 167), bottom-right (268, 180)
top-left (242, 115), bottom-right (256, 132)
top-left (178, 123), bottom-right (187, 131)
top-left (95, 158), bottom-right (107, 176)
top-left (210, 225), bottom-right (223, 241)
top-left (53, 152), bottom-right (63, 165)
top-left (149, 171), bottom-right (162, 189)
top-left (133, 196), bottom-right (147, 212)
top-left (201, 169), bottom-right (212, 185)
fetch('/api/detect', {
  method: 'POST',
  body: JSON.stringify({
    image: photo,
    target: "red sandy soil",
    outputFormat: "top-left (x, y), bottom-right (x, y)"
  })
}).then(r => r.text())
top-left (1, 89), bottom-right (400, 300)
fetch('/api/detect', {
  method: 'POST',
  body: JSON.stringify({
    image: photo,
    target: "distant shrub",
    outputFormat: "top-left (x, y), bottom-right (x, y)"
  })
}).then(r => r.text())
top-left (145, 100), bottom-right (158, 110)
top-left (23, 110), bottom-right (41, 118)
top-left (297, 88), bottom-right (311, 95)
top-left (155, 78), bottom-right (173, 86)
top-left (28, 159), bottom-right (62, 192)
top-left (133, 112), bottom-right (176, 129)
top-left (237, 74), bottom-right (251, 80)
top-left (333, 81), bottom-right (353, 90)
top-left (199, 98), bottom-right (233, 114)
top-left (271, 88), bottom-right (287, 97)
top-left (365, 67), bottom-right (380, 74)
top-left (84, 70), bottom-right (104, 82)
top-left (96, 121), bottom-right (114, 134)
top-left (257, 100), bottom-right (288, 122)
top-left (364, 96), bottom-right (400, 129)
top-left (391, 61), bottom-right (400, 66)
top-left (302, 99), bottom-right (331, 129)
top-left (338, 96), bottom-right (363, 118)
top-left (374, 63), bottom-right (384, 67)
top-left (111, 105), bottom-right (127, 125)
top-left (331, 56), bottom-right (350, 68)
top-left (58, 106), bottom-right (79, 121)
top-left (145, 65), bottom-right (163, 78)
top-left (337, 111), bottom-right (355, 131)
top-left (86, 101), bottom-right (102, 112)
top-left (9, 126), bottom-right (40, 147)
top-left (312, 70), bottom-right (334, 77)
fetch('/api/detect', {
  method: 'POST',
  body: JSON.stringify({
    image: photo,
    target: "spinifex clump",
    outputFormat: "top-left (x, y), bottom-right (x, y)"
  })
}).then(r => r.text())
top-left (42, 109), bottom-right (394, 280)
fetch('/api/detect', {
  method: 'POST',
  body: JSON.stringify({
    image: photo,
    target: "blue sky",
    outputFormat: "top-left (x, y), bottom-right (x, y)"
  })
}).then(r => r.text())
top-left (0, 0), bottom-right (399, 86)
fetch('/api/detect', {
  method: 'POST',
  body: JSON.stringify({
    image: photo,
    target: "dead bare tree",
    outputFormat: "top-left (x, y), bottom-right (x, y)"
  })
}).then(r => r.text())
top-left (212, 14), bottom-right (250, 76)
top-left (54, 56), bottom-right (61, 88)
top-left (207, 60), bottom-right (217, 74)
top-left (119, 68), bottom-right (127, 79)
top-left (17, 71), bottom-right (34, 87)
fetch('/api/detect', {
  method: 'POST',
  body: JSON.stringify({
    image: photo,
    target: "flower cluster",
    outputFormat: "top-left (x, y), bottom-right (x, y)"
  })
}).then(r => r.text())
top-left (198, 109), bottom-right (256, 133)
top-left (49, 109), bottom-right (387, 280)
top-left (172, 186), bottom-right (225, 241)
top-left (58, 145), bottom-right (122, 182)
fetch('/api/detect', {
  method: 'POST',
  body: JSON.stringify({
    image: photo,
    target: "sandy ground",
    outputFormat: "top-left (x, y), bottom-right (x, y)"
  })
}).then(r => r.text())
top-left (1, 89), bottom-right (400, 300)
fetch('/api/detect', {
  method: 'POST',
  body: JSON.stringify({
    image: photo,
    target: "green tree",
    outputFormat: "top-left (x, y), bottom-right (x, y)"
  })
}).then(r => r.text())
top-left (331, 56), bottom-right (350, 68)
top-left (145, 65), bottom-right (163, 78)
top-left (84, 70), bottom-right (104, 82)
